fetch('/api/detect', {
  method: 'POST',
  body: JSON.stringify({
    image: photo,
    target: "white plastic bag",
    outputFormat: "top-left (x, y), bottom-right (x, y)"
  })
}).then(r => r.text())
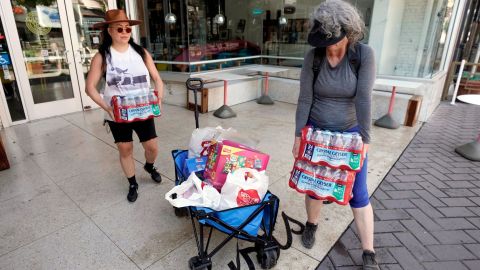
top-left (165, 172), bottom-right (222, 210)
top-left (188, 126), bottom-right (235, 158)
top-left (219, 168), bottom-right (269, 210)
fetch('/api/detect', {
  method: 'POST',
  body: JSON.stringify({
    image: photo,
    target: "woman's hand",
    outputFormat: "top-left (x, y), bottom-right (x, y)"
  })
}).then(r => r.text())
top-left (106, 107), bottom-right (115, 120)
top-left (292, 136), bottom-right (301, 158)
top-left (362, 143), bottom-right (369, 158)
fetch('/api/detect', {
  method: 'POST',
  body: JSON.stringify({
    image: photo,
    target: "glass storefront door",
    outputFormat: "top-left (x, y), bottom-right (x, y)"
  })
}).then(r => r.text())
top-left (0, 13), bottom-right (27, 123)
top-left (0, 0), bottom-right (109, 124)
top-left (2, 0), bottom-right (83, 120)
top-left (64, 0), bottom-right (108, 110)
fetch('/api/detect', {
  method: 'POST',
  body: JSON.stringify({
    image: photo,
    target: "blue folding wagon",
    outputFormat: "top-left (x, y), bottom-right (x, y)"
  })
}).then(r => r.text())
top-left (168, 79), bottom-right (288, 270)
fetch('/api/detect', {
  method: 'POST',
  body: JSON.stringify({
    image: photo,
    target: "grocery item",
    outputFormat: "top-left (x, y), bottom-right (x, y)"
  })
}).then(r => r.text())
top-left (299, 126), bottom-right (364, 171)
top-left (204, 140), bottom-right (269, 191)
top-left (111, 91), bottom-right (161, 123)
top-left (289, 160), bottom-right (356, 205)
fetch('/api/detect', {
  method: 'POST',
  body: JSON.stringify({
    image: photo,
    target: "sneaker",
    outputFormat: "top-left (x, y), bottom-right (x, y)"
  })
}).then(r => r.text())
top-left (127, 184), bottom-right (138, 202)
top-left (362, 250), bottom-right (380, 270)
top-left (301, 222), bottom-right (318, 249)
top-left (144, 165), bottom-right (162, 183)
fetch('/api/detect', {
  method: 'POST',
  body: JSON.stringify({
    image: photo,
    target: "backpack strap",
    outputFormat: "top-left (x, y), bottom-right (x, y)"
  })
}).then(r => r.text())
top-left (312, 47), bottom-right (325, 90)
top-left (347, 43), bottom-right (362, 78)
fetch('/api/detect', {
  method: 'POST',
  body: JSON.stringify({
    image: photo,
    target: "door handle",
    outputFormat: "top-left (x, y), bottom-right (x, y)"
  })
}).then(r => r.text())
top-left (63, 50), bottom-right (70, 64)
top-left (77, 49), bottom-right (86, 64)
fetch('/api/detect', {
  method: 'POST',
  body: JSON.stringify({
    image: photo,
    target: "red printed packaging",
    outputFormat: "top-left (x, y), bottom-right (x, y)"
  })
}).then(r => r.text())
top-left (204, 140), bottom-right (270, 191)
top-left (298, 126), bottom-right (365, 171)
top-left (111, 91), bottom-right (161, 123)
top-left (289, 159), bottom-right (356, 205)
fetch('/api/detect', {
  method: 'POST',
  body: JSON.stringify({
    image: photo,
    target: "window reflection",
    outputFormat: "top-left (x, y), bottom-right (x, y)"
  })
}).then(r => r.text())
top-left (135, 0), bottom-right (454, 78)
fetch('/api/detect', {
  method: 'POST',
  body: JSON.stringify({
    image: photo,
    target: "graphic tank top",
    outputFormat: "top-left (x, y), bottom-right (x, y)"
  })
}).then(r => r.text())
top-left (103, 45), bottom-right (150, 120)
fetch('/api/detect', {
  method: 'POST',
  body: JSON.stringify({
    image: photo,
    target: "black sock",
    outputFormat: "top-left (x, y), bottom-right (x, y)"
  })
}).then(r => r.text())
top-left (128, 176), bottom-right (137, 186)
top-left (306, 221), bottom-right (318, 227)
top-left (144, 162), bottom-right (154, 172)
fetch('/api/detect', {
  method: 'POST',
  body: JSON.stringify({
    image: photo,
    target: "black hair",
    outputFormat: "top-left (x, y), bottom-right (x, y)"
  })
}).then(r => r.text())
top-left (98, 26), bottom-right (146, 72)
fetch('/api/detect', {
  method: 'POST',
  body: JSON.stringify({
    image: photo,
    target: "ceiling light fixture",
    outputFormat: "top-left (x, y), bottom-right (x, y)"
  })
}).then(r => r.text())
top-left (165, 0), bottom-right (176, 24)
top-left (214, 0), bottom-right (225, 25)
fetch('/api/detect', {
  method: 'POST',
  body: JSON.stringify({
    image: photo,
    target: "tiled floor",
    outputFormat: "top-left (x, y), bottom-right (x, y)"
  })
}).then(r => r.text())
top-left (318, 102), bottom-right (480, 270)
top-left (0, 101), bottom-right (419, 270)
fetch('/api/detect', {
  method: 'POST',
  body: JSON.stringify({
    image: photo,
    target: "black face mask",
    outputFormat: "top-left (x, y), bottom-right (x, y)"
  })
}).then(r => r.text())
top-left (307, 20), bottom-right (346, 48)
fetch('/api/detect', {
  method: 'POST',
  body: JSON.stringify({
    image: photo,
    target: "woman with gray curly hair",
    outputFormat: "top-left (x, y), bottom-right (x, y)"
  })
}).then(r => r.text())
top-left (292, 1), bottom-right (378, 269)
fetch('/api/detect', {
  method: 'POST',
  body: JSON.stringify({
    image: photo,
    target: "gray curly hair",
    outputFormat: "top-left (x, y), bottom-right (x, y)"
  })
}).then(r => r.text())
top-left (310, 0), bottom-right (366, 45)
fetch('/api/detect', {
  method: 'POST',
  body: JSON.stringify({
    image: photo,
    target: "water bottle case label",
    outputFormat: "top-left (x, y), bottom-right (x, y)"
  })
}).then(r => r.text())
top-left (300, 126), bottom-right (365, 171)
top-left (288, 161), bottom-right (355, 205)
top-left (305, 144), bottom-right (362, 171)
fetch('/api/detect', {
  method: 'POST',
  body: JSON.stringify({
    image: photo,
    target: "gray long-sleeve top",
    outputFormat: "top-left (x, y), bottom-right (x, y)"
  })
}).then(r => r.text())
top-left (295, 44), bottom-right (376, 143)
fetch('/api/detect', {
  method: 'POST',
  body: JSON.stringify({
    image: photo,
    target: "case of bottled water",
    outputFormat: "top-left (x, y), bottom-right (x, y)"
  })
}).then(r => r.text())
top-left (111, 91), bottom-right (161, 123)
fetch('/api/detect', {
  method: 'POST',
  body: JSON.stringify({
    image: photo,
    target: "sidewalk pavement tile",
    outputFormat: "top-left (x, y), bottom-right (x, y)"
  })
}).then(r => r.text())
top-left (0, 219), bottom-right (138, 270)
top-left (0, 184), bottom-right (85, 256)
top-left (91, 180), bottom-right (193, 269)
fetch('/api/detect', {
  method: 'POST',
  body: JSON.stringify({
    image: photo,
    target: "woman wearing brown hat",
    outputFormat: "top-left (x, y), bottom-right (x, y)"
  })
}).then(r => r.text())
top-left (86, 9), bottom-right (164, 203)
top-left (292, 1), bottom-right (378, 269)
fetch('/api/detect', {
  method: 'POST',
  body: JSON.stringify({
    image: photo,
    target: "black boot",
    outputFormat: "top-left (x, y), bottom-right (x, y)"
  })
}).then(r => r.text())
top-left (144, 163), bottom-right (162, 183)
top-left (362, 250), bottom-right (380, 270)
top-left (301, 222), bottom-right (318, 249)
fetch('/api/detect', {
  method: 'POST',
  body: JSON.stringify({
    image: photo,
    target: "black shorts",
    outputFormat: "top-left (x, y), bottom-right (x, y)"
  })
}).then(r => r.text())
top-left (107, 118), bottom-right (157, 143)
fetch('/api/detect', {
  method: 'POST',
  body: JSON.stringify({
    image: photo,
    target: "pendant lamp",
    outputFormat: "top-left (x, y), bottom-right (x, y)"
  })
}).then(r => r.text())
top-left (214, 0), bottom-right (225, 25)
top-left (279, 0), bottom-right (287, 25)
top-left (165, 0), bottom-right (177, 24)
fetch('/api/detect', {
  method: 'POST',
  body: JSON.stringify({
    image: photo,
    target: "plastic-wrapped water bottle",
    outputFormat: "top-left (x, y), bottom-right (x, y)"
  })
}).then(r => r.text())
top-left (142, 95), bottom-right (149, 105)
top-left (331, 169), bottom-right (341, 180)
top-left (343, 134), bottom-right (352, 150)
top-left (339, 171), bottom-right (349, 182)
top-left (148, 92), bottom-right (158, 103)
top-left (305, 164), bottom-right (314, 174)
top-left (295, 160), bottom-right (304, 170)
top-left (126, 96), bottom-right (136, 107)
top-left (352, 134), bottom-right (363, 150)
top-left (305, 127), bottom-right (314, 141)
top-left (323, 167), bottom-right (333, 179)
top-left (313, 130), bottom-right (323, 144)
top-left (316, 166), bottom-right (326, 178)
top-left (333, 133), bottom-right (344, 148)
top-left (121, 96), bottom-right (128, 107)
top-left (115, 96), bottom-right (123, 107)
top-left (314, 166), bottom-right (323, 178)
top-left (134, 96), bottom-right (142, 106)
top-left (322, 131), bottom-right (331, 147)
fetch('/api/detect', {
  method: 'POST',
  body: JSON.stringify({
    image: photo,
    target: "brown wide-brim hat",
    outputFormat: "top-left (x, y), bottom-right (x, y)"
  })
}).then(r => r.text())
top-left (93, 9), bottom-right (142, 29)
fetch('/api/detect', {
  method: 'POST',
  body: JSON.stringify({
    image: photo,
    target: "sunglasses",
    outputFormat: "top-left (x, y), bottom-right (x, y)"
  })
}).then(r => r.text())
top-left (110, 27), bottom-right (132, 34)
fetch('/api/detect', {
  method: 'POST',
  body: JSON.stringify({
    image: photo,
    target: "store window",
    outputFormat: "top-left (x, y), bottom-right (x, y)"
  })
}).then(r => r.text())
top-left (135, 0), bottom-right (375, 71)
top-left (370, 0), bottom-right (455, 78)
top-left (116, 0), bottom-right (126, 10)
top-left (136, 0), bottom-right (188, 71)
top-left (183, 0), bottom-right (262, 71)
top-left (431, 0), bottom-right (455, 75)
top-left (248, 0), bottom-right (373, 67)
top-left (134, 0), bottom-right (454, 78)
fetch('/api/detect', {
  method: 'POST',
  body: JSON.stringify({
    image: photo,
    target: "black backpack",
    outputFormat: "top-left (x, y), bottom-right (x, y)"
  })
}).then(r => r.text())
top-left (312, 43), bottom-right (362, 89)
